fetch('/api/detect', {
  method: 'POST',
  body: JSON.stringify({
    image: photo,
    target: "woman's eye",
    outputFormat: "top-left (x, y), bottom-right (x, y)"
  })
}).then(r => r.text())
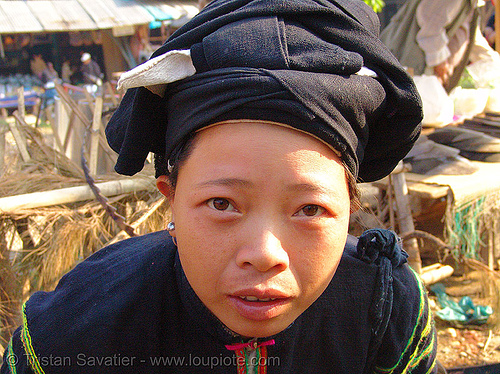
top-left (207, 198), bottom-right (236, 211)
top-left (295, 204), bottom-right (325, 217)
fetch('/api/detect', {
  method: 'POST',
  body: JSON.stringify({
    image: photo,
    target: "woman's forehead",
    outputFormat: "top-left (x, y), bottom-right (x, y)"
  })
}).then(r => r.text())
top-left (184, 120), bottom-right (346, 180)
top-left (196, 119), bottom-right (342, 157)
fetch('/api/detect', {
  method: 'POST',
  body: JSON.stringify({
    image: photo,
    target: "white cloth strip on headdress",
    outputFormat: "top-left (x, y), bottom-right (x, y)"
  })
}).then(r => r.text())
top-left (356, 67), bottom-right (378, 78)
top-left (117, 49), bottom-right (196, 97)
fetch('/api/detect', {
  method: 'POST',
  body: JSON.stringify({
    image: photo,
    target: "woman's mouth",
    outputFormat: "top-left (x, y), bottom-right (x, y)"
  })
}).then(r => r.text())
top-left (238, 296), bottom-right (277, 302)
top-left (229, 293), bottom-right (291, 321)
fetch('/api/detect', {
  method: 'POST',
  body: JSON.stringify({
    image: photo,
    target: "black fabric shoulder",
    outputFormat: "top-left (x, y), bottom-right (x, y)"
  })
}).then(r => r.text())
top-left (334, 231), bottom-right (436, 372)
top-left (21, 230), bottom-right (178, 374)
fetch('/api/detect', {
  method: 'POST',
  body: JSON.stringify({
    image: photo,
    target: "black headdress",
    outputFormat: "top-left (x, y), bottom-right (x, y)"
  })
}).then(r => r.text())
top-left (106, 0), bottom-right (422, 182)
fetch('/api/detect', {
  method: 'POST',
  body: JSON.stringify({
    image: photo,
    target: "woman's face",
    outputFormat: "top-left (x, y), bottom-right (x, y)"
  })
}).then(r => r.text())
top-left (163, 120), bottom-right (351, 338)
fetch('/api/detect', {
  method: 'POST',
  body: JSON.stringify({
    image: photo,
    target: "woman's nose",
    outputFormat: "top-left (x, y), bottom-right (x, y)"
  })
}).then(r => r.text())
top-left (235, 229), bottom-right (290, 272)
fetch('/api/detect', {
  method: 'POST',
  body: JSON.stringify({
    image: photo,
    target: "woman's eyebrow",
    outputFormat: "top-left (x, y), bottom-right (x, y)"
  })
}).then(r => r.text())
top-left (195, 178), bottom-right (253, 188)
top-left (285, 183), bottom-right (334, 195)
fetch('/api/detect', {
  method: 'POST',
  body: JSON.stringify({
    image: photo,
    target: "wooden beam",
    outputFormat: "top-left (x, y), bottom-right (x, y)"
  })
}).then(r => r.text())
top-left (391, 162), bottom-right (422, 274)
top-left (104, 81), bottom-right (118, 106)
top-left (89, 97), bottom-right (103, 175)
top-left (56, 83), bottom-right (115, 164)
top-left (8, 112), bottom-right (30, 162)
top-left (16, 86), bottom-right (25, 120)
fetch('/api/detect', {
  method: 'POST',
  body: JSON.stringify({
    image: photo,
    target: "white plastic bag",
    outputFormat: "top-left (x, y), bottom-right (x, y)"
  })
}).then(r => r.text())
top-left (486, 87), bottom-right (500, 113)
top-left (413, 75), bottom-right (454, 127)
top-left (466, 59), bottom-right (500, 89)
top-left (449, 87), bottom-right (489, 118)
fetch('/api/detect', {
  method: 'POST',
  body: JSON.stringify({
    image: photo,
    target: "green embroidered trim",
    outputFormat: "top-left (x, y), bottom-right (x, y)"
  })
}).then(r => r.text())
top-left (20, 302), bottom-right (46, 374)
top-left (425, 360), bottom-right (437, 374)
top-left (375, 268), bottom-right (427, 373)
top-left (404, 324), bottom-right (436, 372)
top-left (402, 284), bottom-right (435, 373)
top-left (5, 340), bottom-right (17, 374)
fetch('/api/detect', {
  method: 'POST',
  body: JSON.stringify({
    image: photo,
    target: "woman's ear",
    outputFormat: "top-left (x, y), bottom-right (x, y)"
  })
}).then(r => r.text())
top-left (156, 175), bottom-right (174, 203)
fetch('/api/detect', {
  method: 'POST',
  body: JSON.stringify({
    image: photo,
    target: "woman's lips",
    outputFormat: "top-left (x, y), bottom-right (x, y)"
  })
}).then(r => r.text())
top-left (228, 291), bottom-right (291, 321)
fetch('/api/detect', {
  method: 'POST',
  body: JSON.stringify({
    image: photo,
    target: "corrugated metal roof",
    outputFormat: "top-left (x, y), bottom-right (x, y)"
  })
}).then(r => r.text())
top-left (0, 1), bottom-right (43, 33)
top-left (140, 0), bottom-right (199, 22)
top-left (27, 1), bottom-right (96, 32)
top-left (0, 0), bottom-right (198, 33)
top-left (78, 0), bottom-right (155, 30)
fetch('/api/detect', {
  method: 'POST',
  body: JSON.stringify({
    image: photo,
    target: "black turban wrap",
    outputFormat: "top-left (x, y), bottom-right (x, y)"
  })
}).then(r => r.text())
top-left (106, 0), bottom-right (423, 182)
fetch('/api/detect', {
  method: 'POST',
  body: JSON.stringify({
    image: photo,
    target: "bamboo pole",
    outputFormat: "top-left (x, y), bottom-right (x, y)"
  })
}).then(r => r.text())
top-left (0, 176), bottom-right (156, 213)
top-left (420, 264), bottom-right (454, 285)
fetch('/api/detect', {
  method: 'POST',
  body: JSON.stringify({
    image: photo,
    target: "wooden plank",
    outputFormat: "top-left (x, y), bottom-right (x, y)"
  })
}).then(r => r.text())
top-left (13, 111), bottom-right (55, 164)
top-left (9, 113), bottom-right (30, 162)
top-left (51, 101), bottom-right (65, 153)
top-left (406, 181), bottom-right (450, 200)
top-left (16, 87), bottom-right (25, 120)
top-left (104, 81), bottom-right (118, 106)
top-left (89, 97), bottom-right (103, 175)
top-left (62, 111), bottom-right (77, 153)
top-left (0, 124), bottom-right (5, 175)
top-left (391, 164), bottom-right (422, 274)
top-left (56, 84), bottom-right (115, 164)
top-left (83, 90), bottom-right (95, 113)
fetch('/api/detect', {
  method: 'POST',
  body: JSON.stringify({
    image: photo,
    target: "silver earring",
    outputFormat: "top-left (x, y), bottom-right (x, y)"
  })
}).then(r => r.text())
top-left (167, 221), bottom-right (175, 231)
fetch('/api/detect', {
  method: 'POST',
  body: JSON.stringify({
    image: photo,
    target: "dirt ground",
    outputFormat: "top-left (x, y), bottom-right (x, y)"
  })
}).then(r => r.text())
top-left (436, 322), bottom-right (500, 369)
top-left (430, 269), bottom-right (500, 370)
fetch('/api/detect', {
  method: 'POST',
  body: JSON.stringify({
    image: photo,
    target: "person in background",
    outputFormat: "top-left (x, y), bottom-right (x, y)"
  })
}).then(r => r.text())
top-left (30, 54), bottom-right (47, 80)
top-left (61, 59), bottom-right (75, 84)
top-left (39, 62), bottom-right (60, 121)
top-left (381, 0), bottom-right (500, 91)
top-left (40, 62), bottom-right (59, 86)
top-left (80, 52), bottom-right (104, 88)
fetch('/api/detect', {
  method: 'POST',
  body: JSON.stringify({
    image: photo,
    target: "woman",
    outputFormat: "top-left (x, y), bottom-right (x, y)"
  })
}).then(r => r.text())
top-left (2, 0), bottom-right (437, 373)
